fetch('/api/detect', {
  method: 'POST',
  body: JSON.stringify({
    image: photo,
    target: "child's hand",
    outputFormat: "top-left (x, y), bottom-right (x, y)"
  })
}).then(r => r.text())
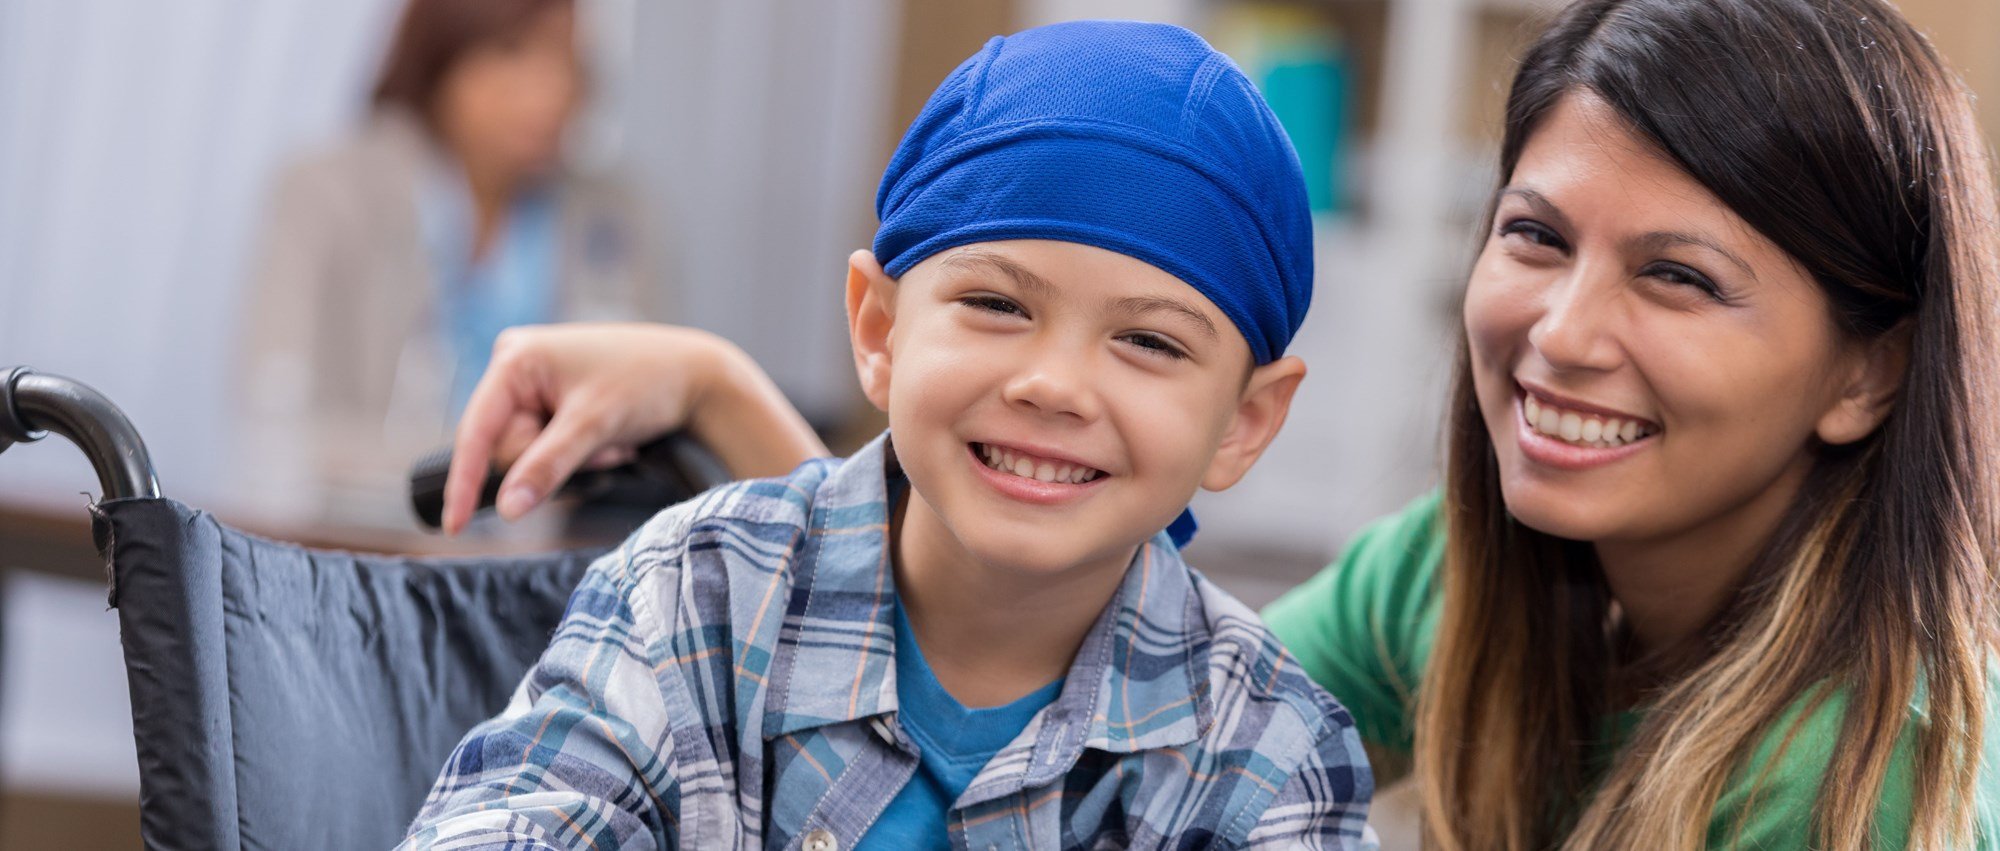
top-left (440, 323), bottom-right (824, 536)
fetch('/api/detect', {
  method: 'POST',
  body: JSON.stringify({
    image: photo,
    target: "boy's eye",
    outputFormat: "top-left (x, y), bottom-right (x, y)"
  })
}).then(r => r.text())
top-left (1120, 332), bottom-right (1189, 360)
top-left (959, 295), bottom-right (1026, 317)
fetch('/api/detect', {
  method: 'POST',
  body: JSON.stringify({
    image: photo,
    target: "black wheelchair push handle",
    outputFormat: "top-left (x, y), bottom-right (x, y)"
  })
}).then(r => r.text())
top-left (408, 431), bottom-right (726, 530)
top-left (0, 366), bottom-right (161, 501)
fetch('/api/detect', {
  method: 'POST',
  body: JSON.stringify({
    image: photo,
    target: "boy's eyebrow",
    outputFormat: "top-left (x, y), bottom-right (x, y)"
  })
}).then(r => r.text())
top-left (942, 249), bottom-right (1219, 342)
top-left (1112, 296), bottom-right (1218, 341)
top-left (939, 250), bottom-right (1060, 300)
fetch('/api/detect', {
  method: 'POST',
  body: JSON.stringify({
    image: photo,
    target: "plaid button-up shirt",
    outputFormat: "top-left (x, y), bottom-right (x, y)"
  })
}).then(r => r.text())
top-left (402, 434), bottom-right (1375, 850)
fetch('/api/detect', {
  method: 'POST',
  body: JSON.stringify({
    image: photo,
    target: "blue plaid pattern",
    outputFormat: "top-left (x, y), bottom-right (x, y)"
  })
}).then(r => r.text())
top-left (401, 434), bottom-right (1375, 849)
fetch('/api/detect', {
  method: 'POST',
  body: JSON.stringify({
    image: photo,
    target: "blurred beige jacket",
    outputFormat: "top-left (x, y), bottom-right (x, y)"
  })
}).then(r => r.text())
top-left (236, 110), bottom-right (669, 528)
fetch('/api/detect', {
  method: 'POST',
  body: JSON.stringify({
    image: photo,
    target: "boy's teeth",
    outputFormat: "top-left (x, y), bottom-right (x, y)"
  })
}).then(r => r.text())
top-left (1521, 395), bottom-right (1656, 449)
top-left (974, 443), bottom-right (1101, 484)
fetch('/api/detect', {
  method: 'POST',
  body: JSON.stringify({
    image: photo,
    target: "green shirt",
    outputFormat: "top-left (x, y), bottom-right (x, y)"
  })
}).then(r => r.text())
top-left (1262, 492), bottom-right (2000, 849)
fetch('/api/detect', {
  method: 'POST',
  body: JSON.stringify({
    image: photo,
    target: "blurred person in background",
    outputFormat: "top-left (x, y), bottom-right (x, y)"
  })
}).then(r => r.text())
top-left (235, 0), bottom-right (666, 528)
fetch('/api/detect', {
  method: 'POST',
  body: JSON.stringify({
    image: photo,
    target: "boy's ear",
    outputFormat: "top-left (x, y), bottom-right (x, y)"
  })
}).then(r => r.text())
top-left (847, 249), bottom-right (899, 412)
top-left (1202, 356), bottom-right (1306, 491)
top-left (1816, 321), bottom-right (1909, 445)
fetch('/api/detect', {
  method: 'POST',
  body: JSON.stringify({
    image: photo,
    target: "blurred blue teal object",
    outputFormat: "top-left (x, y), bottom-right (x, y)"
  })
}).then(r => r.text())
top-left (1261, 48), bottom-right (1349, 213)
top-left (1214, 7), bottom-right (1352, 214)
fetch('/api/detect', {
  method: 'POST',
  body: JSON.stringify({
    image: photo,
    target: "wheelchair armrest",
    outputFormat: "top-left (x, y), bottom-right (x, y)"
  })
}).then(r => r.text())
top-left (1, 366), bottom-right (161, 501)
top-left (408, 431), bottom-right (727, 529)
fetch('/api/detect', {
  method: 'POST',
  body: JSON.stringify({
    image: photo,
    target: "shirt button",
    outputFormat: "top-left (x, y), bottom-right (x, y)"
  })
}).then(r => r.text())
top-left (803, 828), bottom-right (838, 851)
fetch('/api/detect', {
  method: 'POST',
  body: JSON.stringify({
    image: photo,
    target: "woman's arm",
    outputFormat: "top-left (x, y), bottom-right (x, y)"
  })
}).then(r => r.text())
top-left (440, 322), bottom-right (827, 535)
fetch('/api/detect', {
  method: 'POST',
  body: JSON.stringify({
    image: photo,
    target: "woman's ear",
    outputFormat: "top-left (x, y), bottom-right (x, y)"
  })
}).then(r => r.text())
top-left (847, 249), bottom-right (898, 412)
top-left (1202, 356), bottom-right (1307, 491)
top-left (1816, 324), bottom-right (1910, 445)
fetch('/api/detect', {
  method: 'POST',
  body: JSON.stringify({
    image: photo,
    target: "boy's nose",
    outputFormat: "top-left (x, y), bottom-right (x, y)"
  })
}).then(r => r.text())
top-left (1001, 352), bottom-right (1103, 422)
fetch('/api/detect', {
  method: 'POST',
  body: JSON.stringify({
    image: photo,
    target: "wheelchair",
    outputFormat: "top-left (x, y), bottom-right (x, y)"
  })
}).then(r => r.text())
top-left (0, 366), bottom-right (724, 850)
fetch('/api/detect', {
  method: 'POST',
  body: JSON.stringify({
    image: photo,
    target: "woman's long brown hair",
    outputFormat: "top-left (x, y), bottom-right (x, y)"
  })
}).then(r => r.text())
top-left (1414, 1), bottom-right (2000, 848)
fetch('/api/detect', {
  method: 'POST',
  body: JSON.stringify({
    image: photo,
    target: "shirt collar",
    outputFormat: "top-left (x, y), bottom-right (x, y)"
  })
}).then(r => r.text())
top-left (760, 433), bottom-right (904, 738)
top-left (761, 432), bottom-right (1211, 759)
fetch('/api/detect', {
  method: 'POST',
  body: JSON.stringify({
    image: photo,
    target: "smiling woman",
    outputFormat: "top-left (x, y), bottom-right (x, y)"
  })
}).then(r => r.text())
top-left (1368, 0), bottom-right (2000, 847)
top-left (1465, 93), bottom-right (1883, 624)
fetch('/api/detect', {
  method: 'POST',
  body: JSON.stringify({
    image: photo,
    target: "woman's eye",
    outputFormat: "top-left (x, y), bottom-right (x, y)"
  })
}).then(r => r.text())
top-left (1498, 218), bottom-right (1569, 251)
top-left (1121, 332), bottom-right (1189, 360)
top-left (960, 295), bottom-right (1026, 317)
top-left (1642, 262), bottom-right (1727, 301)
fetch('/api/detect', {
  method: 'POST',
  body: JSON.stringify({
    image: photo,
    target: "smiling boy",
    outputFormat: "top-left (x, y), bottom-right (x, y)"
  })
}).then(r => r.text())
top-left (403, 21), bottom-right (1372, 850)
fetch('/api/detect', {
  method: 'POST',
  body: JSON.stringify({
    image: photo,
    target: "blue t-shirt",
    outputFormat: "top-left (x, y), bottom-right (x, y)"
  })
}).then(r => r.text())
top-left (417, 167), bottom-right (561, 416)
top-left (856, 602), bottom-right (1064, 849)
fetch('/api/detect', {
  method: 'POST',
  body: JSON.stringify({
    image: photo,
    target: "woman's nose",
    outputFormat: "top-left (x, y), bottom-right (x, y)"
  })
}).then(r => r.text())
top-left (1526, 263), bottom-right (1625, 373)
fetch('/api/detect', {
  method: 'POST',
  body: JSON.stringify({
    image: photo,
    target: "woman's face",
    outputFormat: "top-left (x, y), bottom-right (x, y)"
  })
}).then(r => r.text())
top-left (1465, 92), bottom-right (1869, 552)
top-left (435, 3), bottom-right (581, 180)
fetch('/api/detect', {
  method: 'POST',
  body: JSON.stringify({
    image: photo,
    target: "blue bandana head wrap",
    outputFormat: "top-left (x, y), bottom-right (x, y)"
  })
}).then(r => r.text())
top-left (872, 20), bottom-right (1314, 547)
top-left (874, 20), bottom-right (1313, 362)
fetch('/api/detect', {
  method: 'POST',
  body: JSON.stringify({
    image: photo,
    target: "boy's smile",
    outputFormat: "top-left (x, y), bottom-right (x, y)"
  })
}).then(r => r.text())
top-left (967, 441), bottom-right (1107, 504)
top-left (846, 239), bottom-right (1304, 581)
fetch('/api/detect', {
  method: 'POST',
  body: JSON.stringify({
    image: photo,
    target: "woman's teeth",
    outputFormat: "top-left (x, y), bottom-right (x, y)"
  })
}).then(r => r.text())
top-left (976, 443), bottom-right (1102, 484)
top-left (1523, 395), bottom-right (1657, 449)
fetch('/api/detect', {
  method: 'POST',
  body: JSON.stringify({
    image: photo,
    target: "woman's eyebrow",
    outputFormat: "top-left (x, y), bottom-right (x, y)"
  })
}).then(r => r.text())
top-left (1502, 186), bottom-right (1760, 280)
top-left (1497, 187), bottom-right (1573, 233)
top-left (1630, 231), bottom-right (1758, 280)
top-left (1112, 295), bottom-right (1218, 341)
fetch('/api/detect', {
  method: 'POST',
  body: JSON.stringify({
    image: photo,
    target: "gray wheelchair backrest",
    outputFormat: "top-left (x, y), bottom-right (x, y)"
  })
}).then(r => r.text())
top-left (96, 497), bottom-right (599, 850)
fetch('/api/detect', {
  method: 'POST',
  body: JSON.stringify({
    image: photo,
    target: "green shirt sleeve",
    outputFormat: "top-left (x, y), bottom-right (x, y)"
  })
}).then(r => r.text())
top-left (1261, 491), bottom-right (1445, 754)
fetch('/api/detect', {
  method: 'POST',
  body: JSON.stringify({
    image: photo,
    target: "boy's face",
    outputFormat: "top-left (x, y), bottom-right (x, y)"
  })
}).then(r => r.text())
top-left (847, 240), bottom-right (1304, 578)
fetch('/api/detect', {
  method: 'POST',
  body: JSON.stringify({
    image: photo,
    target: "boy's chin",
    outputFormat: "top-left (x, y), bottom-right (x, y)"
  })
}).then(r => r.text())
top-left (957, 527), bottom-right (1139, 578)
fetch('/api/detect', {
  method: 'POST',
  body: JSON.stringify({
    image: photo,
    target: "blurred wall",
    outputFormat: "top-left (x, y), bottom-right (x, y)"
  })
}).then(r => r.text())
top-left (0, 0), bottom-right (905, 516)
top-left (0, 0), bottom-right (404, 513)
top-left (1901, 0), bottom-right (2000, 143)
top-left (606, 0), bottom-right (899, 422)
